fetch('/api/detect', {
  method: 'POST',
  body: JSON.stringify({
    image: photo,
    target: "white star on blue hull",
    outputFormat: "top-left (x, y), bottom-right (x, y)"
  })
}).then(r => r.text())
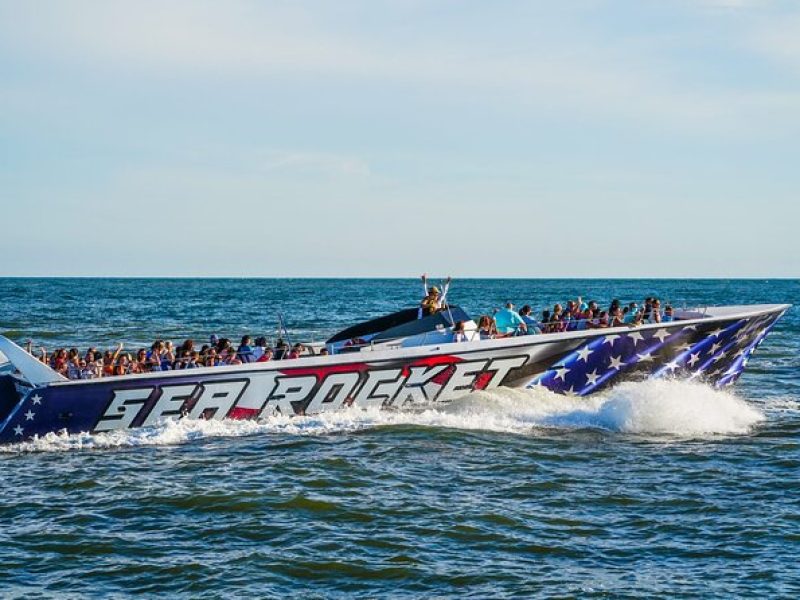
top-left (608, 355), bottom-right (625, 370)
top-left (629, 331), bottom-right (645, 344)
top-left (652, 329), bottom-right (670, 342)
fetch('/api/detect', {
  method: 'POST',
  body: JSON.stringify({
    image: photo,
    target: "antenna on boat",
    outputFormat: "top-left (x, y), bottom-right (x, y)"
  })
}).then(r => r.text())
top-left (277, 312), bottom-right (292, 347)
top-left (441, 276), bottom-right (455, 326)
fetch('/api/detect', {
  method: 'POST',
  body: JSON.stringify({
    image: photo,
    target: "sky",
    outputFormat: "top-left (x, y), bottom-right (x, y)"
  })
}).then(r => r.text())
top-left (1, 0), bottom-right (799, 278)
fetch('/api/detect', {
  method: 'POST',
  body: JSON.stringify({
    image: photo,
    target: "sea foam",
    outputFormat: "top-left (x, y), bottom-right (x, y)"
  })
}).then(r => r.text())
top-left (1, 380), bottom-right (767, 453)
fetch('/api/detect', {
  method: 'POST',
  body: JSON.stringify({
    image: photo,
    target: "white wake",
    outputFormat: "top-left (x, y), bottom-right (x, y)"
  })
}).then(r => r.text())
top-left (1, 380), bottom-right (772, 453)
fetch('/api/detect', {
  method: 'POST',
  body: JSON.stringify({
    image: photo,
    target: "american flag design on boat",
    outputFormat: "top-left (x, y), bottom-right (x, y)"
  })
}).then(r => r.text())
top-left (528, 310), bottom-right (784, 396)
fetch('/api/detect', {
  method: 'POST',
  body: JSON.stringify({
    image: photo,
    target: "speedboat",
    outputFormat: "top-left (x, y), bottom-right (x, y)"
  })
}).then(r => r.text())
top-left (0, 302), bottom-right (789, 443)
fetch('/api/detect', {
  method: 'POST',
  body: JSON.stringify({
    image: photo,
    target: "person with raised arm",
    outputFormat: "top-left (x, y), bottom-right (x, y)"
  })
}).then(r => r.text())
top-left (419, 274), bottom-right (452, 318)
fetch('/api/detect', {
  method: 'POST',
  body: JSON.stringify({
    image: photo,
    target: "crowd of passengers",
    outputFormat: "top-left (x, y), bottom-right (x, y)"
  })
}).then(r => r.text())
top-left (24, 287), bottom-right (675, 380)
top-left (418, 276), bottom-right (673, 341)
top-left (26, 335), bottom-right (316, 381)
top-left (451, 296), bottom-right (674, 341)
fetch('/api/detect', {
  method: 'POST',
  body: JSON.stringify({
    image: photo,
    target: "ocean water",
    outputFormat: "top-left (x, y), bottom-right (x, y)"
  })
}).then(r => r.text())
top-left (1, 278), bottom-right (798, 598)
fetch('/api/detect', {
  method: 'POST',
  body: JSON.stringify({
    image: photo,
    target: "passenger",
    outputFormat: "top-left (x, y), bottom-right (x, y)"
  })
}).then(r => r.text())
top-left (587, 311), bottom-right (609, 329)
top-left (216, 338), bottom-right (234, 362)
top-left (319, 348), bottom-right (330, 356)
top-left (631, 311), bottom-right (644, 327)
top-left (252, 336), bottom-right (269, 361)
top-left (610, 306), bottom-right (625, 328)
top-left (563, 303), bottom-right (577, 332)
top-left (237, 335), bottom-right (255, 363)
top-left (550, 304), bottom-right (564, 333)
top-left (133, 349), bottom-right (147, 373)
top-left (256, 347), bottom-right (274, 362)
top-left (452, 321), bottom-right (468, 343)
top-left (114, 353), bottom-right (132, 376)
top-left (643, 298), bottom-right (653, 322)
top-left (494, 302), bottom-right (527, 337)
top-left (67, 352), bottom-right (82, 380)
top-left (205, 349), bottom-right (219, 367)
top-left (83, 347), bottom-right (96, 364)
top-left (574, 308), bottom-right (589, 330)
top-left (581, 304), bottom-right (594, 321)
top-left (562, 304), bottom-right (572, 331)
top-left (540, 310), bottom-right (551, 332)
top-left (103, 343), bottom-right (124, 377)
top-left (419, 274), bottom-right (451, 317)
top-left (185, 351), bottom-right (201, 368)
top-left (147, 341), bottom-right (164, 371)
top-left (102, 351), bottom-right (114, 376)
top-left (50, 348), bottom-right (67, 375)
top-left (177, 339), bottom-right (194, 366)
top-left (128, 350), bottom-right (144, 374)
top-left (650, 299), bottom-right (662, 323)
top-left (161, 341), bottom-right (175, 370)
top-left (624, 302), bottom-right (638, 324)
top-left (477, 315), bottom-right (494, 340)
top-left (91, 351), bottom-right (104, 378)
top-left (663, 305), bottom-right (674, 323)
top-left (288, 343), bottom-right (304, 359)
top-left (80, 359), bottom-right (94, 380)
top-left (519, 305), bottom-right (541, 334)
top-left (274, 339), bottom-right (289, 359)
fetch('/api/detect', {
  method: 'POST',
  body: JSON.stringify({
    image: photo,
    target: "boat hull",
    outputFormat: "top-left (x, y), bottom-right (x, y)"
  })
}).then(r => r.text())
top-left (0, 304), bottom-right (788, 444)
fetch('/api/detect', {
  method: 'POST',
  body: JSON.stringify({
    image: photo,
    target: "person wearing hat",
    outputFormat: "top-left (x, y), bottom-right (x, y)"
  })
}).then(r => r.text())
top-left (419, 274), bottom-right (451, 317)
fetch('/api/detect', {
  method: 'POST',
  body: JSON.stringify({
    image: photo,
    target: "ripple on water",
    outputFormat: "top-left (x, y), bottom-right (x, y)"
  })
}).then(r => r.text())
top-left (1, 279), bottom-right (799, 597)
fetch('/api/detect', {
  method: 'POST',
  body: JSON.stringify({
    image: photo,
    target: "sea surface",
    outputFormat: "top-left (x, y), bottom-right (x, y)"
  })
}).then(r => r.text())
top-left (1, 278), bottom-right (798, 598)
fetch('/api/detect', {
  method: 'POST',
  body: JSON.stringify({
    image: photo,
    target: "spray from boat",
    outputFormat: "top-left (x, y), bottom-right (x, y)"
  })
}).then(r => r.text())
top-left (1, 379), bottom-right (772, 453)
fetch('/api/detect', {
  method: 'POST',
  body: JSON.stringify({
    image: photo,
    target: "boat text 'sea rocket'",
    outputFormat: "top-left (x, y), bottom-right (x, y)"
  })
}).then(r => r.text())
top-left (0, 303), bottom-right (789, 444)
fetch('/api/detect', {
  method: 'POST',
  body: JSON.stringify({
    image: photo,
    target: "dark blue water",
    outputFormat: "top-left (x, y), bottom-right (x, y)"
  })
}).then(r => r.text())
top-left (1, 279), bottom-right (798, 597)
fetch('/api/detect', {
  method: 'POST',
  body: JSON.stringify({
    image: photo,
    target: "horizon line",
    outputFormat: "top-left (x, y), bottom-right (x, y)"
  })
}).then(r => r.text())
top-left (0, 275), bottom-right (797, 281)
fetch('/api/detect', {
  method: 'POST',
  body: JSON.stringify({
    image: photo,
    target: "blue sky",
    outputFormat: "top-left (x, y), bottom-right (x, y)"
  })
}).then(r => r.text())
top-left (1, 0), bottom-right (799, 277)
